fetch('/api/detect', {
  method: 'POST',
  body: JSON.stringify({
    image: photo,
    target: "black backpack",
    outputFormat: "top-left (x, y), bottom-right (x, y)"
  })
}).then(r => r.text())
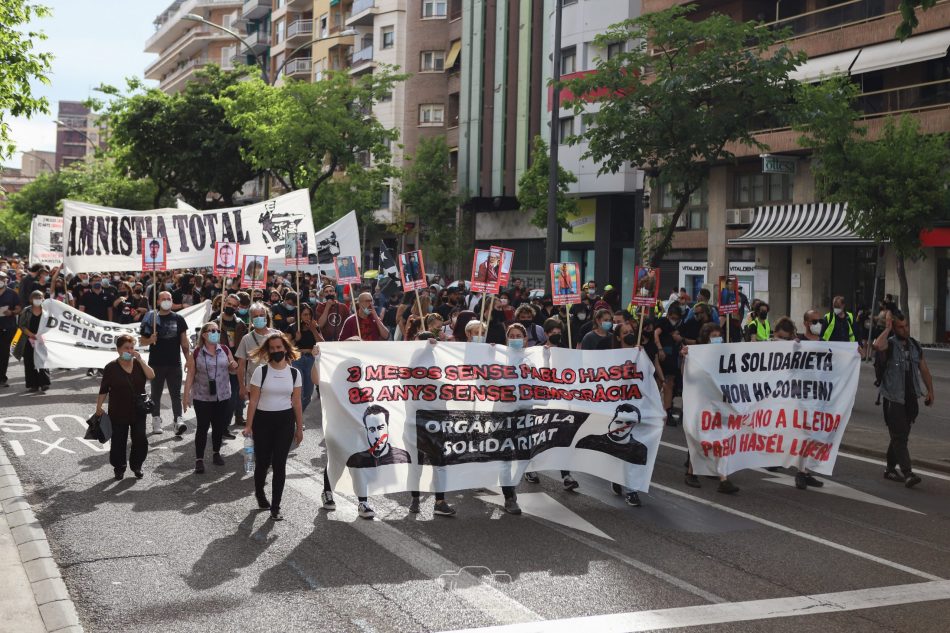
top-left (260, 364), bottom-right (300, 389)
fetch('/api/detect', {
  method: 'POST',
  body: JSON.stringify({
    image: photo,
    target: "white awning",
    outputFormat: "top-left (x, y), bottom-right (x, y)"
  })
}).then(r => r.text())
top-left (850, 29), bottom-right (950, 75)
top-left (789, 49), bottom-right (860, 83)
top-left (728, 203), bottom-right (874, 245)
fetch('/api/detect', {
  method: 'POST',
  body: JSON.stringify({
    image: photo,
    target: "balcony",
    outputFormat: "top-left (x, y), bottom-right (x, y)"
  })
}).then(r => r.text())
top-left (247, 28), bottom-right (269, 53)
top-left (144, 26), bottom-right (237, 79)
top-left (350, 45), bottom-right (373, 71)
top-left (347, 0), bottom-right (377, 26)
top-left (242, 0), bottom-right (270, 20)
top-left (284, 57), bottom-right (312, 77)
top-left (857, 77), bottom-right (950, 118)
top-left (286, 19), bottom-right (314, 42)
top-left (759, 0), bottom-right (903, 41)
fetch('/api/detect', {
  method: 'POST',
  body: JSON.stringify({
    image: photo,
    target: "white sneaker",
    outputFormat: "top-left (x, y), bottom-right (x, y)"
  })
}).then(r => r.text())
top-left (151, 416), bottom-right (162, 434)
top-left (174, 416), bottom-right (186, 436)
top-left (321, 490), bottom-right (336, 510)
top-left (357, 502), bottom-right (375, 519)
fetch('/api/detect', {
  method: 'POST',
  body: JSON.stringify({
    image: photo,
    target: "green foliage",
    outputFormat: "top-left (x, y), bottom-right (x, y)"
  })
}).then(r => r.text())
top-left (565, 4), bottom-right (805, 266)
top-left (0, 1), bottom-right (52, 160)
top-left (92, 66), bottom-right (256, 209)
top-left (0, 202), bottom-right (31, 254)
top-left (219, 68), bottom-right (405, 217)
top-left (516, 135), bottom-right (577, 232)
top-left (896, 0), bottom-right (938, 40)
top-left (398, 136), bottom-right (465, 273)
top-left (6, 170), bottom-right (66, 217)
top-left (311, 165), bottom-right (389, 232)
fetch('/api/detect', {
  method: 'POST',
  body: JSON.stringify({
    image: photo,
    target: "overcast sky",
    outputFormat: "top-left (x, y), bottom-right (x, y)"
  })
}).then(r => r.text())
top-left (7, 0), bottom-right (171, 166)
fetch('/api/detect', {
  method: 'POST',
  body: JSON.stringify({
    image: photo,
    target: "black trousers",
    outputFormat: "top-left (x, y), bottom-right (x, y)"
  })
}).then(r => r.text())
top-left (110, 414), bottom-right (148, 472)
top-left (411, 491), bottom-right (446, 501)
top-left (194, 399), bottom-right (231, 459)
top-left (23, 341), bottom-right (50, 389)
top-left (884, 397), bottom-right (919, 474)
top-left (253, 409), bottom-right (295, 512)
top-left (0, 327), bottom-right (15, 382)
top-left (150, 365), bottom-right (183, 418)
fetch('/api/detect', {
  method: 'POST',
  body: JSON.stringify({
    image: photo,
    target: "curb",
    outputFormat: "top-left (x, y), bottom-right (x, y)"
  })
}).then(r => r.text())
top-left (840, 442), bottom-right (950, 475)
top-left (0, 446), bottom-right (84, 633)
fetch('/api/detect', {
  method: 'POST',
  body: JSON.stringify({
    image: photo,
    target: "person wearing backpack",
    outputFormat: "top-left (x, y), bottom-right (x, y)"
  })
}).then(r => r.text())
top-left (873, 311), bottom-right (935, 488)
top-left (184, 322), bottom-right (238, 474)
top-left (243, 332), bottom-right (304, 521)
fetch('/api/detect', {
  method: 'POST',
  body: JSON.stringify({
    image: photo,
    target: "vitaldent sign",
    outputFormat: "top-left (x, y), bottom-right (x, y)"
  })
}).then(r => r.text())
top-left (762, 154), bottom-right (797, 175)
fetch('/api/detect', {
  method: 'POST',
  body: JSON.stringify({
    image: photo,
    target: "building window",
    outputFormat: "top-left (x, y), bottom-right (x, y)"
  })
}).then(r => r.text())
top-left (659, 180), bottom-right (707, 211)
top-left (448, 92), bottom-right (460, 127)
top-left (449, 0), bottom-right (462, 20)
top-left (421, 50), bottom-right (445, 71)
top-left (380, 185), bottom-right (391, 209)
top-left (734, 173), bottom-right (793, 206)
top-left (560, 46), bottom-right (576, 75)
top-left (422, 0), bottom-right (447, 18)
top-left (319, 14), bottom-right (328, 38)
top-left (378, 91), bottom-right (392, 103)
top-left (558, 117), bottom-right (574, 144)
top-left (381, 26), bottom-right (394, 49)
top-left (275, 19), bottom-right (285, 44)
top-left (607, 42), bottom-right (624, 60)
top-left (419, 104), bottom-right (445, 125)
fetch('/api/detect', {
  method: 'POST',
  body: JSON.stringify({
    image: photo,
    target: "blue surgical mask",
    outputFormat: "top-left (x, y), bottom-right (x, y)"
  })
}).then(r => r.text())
top-left (362, 307), bottom-right (372, 316)
top-left (120, 351), bottom-right (133, 361)
top-left (238, 308), bottom-right (249, 316)
top-left (472, 335), bottom-right (486, 344)
top-left (601, 321), bottom-right (613, 332)
top-left (252, 316), bottom-right (268, 329)
top-left (710, 336), bottom-right (724, 344)
top-left (508, 338), bottom-right (524, 350)
top-left (207, 332), bottom-right (221, 344)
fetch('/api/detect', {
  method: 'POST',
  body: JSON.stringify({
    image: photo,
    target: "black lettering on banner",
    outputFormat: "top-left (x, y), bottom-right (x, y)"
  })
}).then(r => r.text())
top-left (189, 214), bottom-right (206, 250)
top-left (203, 214), bottom-right (219, 244)
top-left (171, 215), bottom-right (189, 252)
top-left (95, 217), bottom-right (109, 255)
top-left (416, 408), bottom-right (588, 466)
top-left (233, 209), bottom-right (250, 244)
top-left (220, 212), bottom-right (236, 243)
top-left (118, 217), bottom-right (134, 255)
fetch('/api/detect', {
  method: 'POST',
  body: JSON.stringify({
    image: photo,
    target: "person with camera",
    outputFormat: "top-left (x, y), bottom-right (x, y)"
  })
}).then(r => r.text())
top-left (315, 283), bottom-right (350, 342)
top-left (96, 335), bottom-right (156, 480)
top-left (184, 322), bottom-right (238, 474)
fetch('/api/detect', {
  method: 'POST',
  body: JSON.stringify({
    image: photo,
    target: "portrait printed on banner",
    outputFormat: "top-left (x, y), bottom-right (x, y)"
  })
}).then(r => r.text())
top-left (575, 404), bottom-right (648, 465)
top-left (346, 405), bottom-right (412, 468)
top-left (213, 242), bottom-right (239, 277)
top-left (496, 247), bottom-right (515, 287)
top-left (470, 248), bottom-right (501, 293)
top-left (632, 266), bottom-right (660, 308)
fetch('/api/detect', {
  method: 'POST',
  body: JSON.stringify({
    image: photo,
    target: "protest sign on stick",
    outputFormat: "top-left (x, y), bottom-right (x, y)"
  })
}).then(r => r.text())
top-left (240, 255), bottom-right (268, 290)
top-left (550, 262), bottom-right (580, 348)
top-left (335, 256), bottom-right (363, 340)
top-left (632, 266), bottom-right (660, 347)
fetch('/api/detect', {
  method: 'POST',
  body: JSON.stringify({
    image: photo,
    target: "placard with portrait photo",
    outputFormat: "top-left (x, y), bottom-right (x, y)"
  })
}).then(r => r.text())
top-left (470, 248), bottom-right (502, 294)
top-left (241, 255), bottom-right (268, 290)
top-left (398, 250), bottom-right (427, 292)
top-left (284, 231), bottom-right (309, 267)
top-left (213, 241), bottom-right (239, 277)
top-left (718, 275), bottom-right (740, 315)
top-left (632, 266), bottom-right (660, 308)
top-left (550, 262), bottom-right (580, 305)
top-left (334, 255), bottom-right (361, 285)
top-left (141, 237), bottom-right (167, 272)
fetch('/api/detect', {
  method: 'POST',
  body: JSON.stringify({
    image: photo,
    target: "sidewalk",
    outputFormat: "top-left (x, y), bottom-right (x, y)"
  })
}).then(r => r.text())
top-left (840, 350), bottom-right (950, 474)
top-left (0, 446), bottom-right (83, 633)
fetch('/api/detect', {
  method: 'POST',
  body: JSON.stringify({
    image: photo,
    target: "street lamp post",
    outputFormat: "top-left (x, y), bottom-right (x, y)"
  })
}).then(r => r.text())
top-left (545, 0), bottom-right (564, 291)
top-left (21, 150), bottom-right (56, 174)
top-left (54, 119), bottom-right (101, 167)
top-left (182, 13), bottom-right (269, 83)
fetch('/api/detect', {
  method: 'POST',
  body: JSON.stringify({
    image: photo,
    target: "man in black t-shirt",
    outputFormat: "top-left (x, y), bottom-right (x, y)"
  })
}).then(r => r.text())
top-left (172, 275), bottom-right (201, 310)
top-left (0, 271), bottom-right (21, 387)
top-left (140, 290), bottom-right (193, 436)
top-left (78, 277), bottom-right (112, 322)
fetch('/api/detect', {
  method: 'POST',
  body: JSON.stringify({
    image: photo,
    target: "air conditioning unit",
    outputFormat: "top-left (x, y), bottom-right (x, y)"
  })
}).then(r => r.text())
top-left (726, 208), bottom-right (755, 226)
top-left (651, 213), bottom-right (688, 229)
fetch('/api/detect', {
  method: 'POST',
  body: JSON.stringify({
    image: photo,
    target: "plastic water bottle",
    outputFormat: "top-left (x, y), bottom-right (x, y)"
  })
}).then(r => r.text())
top-left (243, 437), bottom-right (255, 474)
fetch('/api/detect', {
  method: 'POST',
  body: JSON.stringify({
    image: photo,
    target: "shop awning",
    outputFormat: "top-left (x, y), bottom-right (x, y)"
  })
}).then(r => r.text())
top-left (445, 40), bottom-right (461, 70)
top-left (728, 203), bottom-right (875, 245)
top-left (789, 49), bottom-right (860, 83)
top-left (850, 29), bottom-right (950, 75)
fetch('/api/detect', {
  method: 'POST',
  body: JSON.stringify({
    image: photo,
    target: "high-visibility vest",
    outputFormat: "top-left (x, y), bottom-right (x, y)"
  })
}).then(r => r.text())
top-left (822, 311), bottom-right (855, 342)
top-left (755, 318), bottom-right (771, 341)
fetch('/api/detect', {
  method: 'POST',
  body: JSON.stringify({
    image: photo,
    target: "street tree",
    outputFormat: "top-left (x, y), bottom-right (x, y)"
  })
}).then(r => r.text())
top-left (795, 77), bottom-right (950, 317)
top-left (397, 135), bottom-right (465, 274)
top-left (91, 66), bottom-right (256, 209)
top-left (0, 0), bottom-right (52, 159)
top-left (219, 69), bottom-right (405, 220)
top-left (897, 0), bottom-right (938, 40)
top-left (517, 135), bottom-right (577, 232)
top-left (565, 4), bottom-right (805, 267)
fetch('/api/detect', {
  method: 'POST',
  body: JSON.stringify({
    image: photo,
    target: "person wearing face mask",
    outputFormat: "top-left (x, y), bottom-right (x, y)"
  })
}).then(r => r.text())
top-left (111, 283), bottom-right (136, 325)
top-left (15, 290), bottom-right (50, 392)
top-left (271, 290), bottom-right (299, 334)
top-left (140, 290), bottom-right (193, 436)
top-left (680, 323), bottom-right (740, 494)
top-left (184, 323), bottom-right (238, 474)
top-left (288, 303), bottom-right (324, 412)
top-left (681, 304), bottom-right (710, 345)
top-left (171, 274), bottom-right (201, 310)
top-left (542, 318), bottom-right (566, 348)
top-left (79, 275), bottom-right (113, 322)
top-left (821, 295), bottom-right (856, 343)
top-left (513, 305), bottom-right (547, 347)
top-left (236, 303), bottom-right (279, 404)
top-left (582, 308), bottom-right (616, 351)
top-left (340, 292), bottom-right (390, 341)
top-left (18, 264), bottom-right (48, 307)
top-left (244, 333), bottom-right (304, 521)
top-left (214, 294), bottom-right (250, 431)
top-left (654, 304), bottom-right (684, 425)
top-left (95, 334), bottom-right (156, 480)
top-left (50, 275), bottom-right (74, 307)
top-left (745, 302), bottom-right (771, 342)
top-left (0, 271), bottom-right (21, 388)
top-left (315, 284), bottom-right (351, 342)
top-left (801, 310), bottom-right (823, 341)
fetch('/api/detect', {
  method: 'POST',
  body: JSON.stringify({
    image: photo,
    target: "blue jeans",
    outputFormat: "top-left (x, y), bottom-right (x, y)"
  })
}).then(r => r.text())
top-left (293, 353), bottom-right (315, 411)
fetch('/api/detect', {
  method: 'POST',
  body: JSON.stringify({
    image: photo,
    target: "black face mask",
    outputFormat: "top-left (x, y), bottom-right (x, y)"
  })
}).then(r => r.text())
top-left (223, 306), bottom-right (236, 316)
top-left (759, 311), bottom-right (769, 319)
top-left (548, 333), bottom-right (562, 346)
top-left (269, 351), bottom-right (286, 363)
top-left (519, 319), bottom-right (533, 329)
top-left (623, 333), bottom-right (638, 346)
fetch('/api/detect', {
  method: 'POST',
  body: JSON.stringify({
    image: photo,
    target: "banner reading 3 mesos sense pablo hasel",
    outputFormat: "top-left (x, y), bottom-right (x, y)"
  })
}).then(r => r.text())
top-left (320, 341), bottom-right (665, 496)
top-left (682, 341), bottom-right (860, 477)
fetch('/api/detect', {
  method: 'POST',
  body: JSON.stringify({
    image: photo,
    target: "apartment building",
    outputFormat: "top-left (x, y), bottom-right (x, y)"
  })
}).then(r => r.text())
top-left (145, 0), bottom-right (250, 94)
top-left (55, 102), bottom-right (103, 170)
top-left (271, 0), bottom-right (314, 82)
top-left (640, 0), bottom-right (950, 343)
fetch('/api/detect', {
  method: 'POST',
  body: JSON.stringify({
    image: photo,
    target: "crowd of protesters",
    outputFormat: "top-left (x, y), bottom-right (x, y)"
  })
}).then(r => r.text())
top-left (0, 256), bottom-right (934, 521)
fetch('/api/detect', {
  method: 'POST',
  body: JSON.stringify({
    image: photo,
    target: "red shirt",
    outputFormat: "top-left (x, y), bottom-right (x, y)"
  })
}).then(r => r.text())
top-left (340, 313), bottom-right (384, 341)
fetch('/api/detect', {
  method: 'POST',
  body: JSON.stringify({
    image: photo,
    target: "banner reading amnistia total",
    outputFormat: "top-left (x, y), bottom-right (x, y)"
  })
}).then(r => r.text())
top-left (35, 299), bottom-right (209, 369)
top-left (682, 341), bottom-right (860, 477)
top-left (61, 190), bottom-right (361, 275)
top-left (320, 341), bottom-right (665, 496)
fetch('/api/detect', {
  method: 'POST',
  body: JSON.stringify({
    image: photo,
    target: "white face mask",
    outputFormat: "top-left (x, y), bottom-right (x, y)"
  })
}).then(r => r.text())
top-left (160, 300), bottom-right (173, 311)
top-left (833, 307), bottom-right (843, 316)
top-left (32, 299), bottom-right (43, 307)
top-left (810, 323), bottom-right (823, 335)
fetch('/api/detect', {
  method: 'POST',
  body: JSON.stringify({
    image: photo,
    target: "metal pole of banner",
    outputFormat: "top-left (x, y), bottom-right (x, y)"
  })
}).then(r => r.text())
top-left (152, 270), bottom-right (157, 325)
top-left (219, 273), bottom-right (228, 328)
top-left (865, 243), bottom-right (883, 361)
top-left (350, 283), bottom-right (363, 341)
top-left (567, 307), bottom-right (573, 350)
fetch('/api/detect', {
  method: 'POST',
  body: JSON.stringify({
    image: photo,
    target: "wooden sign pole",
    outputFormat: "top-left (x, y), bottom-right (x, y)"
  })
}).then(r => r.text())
top-left (636, 306), bottom-right (646, 347)
top-left (351, 283), bottom-right (363, 341)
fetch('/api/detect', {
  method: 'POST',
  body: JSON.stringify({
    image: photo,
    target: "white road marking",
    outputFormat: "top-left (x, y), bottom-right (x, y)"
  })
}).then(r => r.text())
top-left (7, 440), bottom-right (24, 457)
top-left (650, 482), bottom-right (943, 581)
top-left (285, 458), bottom-right (541, 626)
top-left (436, 579), bottom-right (950, 633)
top-left (761, 472), bottom-right (923, 514)
top-left (33, 437), bottom-right (74, 455)
top-left (74, 437), bottom-right (109, 452)
top-left (837, 450), bottom-right (950, 482)
top-left (476, 491), bottom-right (614, 540)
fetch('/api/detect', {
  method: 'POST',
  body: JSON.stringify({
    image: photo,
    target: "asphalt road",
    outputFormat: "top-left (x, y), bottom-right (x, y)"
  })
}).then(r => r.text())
top-left (2, 359), bottom-right (949, 633)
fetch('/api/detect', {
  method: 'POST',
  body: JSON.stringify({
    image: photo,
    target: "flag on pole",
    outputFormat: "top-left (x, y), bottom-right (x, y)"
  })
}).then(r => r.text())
top-left (377, 241), bottom-right (401, 297)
